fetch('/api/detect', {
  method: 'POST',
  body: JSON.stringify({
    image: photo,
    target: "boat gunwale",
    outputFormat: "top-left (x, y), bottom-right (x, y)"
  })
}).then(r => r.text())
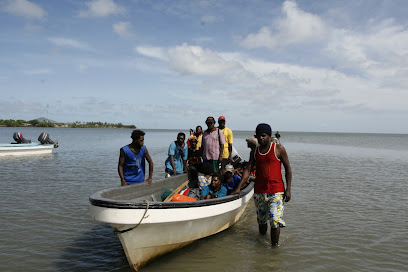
top-left (89, 182), bottom-right (254, 209)
top-left (0, 143), bottom-right (53, 147)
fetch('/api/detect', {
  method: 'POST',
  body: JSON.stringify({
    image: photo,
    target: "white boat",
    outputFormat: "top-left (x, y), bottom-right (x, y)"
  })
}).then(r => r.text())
top-left (0, 143), bottom-right (57, 156)
top-left (0, 132), bottom-right (58, 157)
top-left (89, 173), bottom-right (254, 271)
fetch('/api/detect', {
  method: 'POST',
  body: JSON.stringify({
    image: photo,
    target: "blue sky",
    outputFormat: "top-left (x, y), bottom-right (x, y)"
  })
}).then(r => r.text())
top-left (1, 0), bottom-right (408, 133)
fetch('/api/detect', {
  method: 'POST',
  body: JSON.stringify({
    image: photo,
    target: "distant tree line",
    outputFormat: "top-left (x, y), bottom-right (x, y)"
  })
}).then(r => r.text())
top-left (0, 119), bottom-right (136, 129)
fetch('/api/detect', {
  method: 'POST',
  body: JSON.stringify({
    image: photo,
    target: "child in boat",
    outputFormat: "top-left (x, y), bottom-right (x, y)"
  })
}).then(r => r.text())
top-left (201, 173), bottom-right (227, 199)
top-left (221, 164), bottom-right (242, 195)
top-left (198, 162), bottom-right (213, 190)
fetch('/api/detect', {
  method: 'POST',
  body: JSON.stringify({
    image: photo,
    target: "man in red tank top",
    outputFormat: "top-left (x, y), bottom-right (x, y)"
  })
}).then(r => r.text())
top-left (233, 123), bottom-right (292, 247)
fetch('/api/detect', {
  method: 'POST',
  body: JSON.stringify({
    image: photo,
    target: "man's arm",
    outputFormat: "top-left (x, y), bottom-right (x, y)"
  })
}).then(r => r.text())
top-left (218, 129), bottom-right (226, 161)
top-left (183, 160), bottom-right (188, 173)
top-left (228, 130), bottom-right (233, 160)
top-left (277, 145), bottom-right (292, 202)
top-left (169, 155), bottom-right (177, 175)
top-left (118, 148), bottom-right (127, 186)
top-left (182, 146), bottom-right (188, 173)
top-left (145, 148), bottom-right (154, 185)
top-left (232, 149), bottom-right (255, 196)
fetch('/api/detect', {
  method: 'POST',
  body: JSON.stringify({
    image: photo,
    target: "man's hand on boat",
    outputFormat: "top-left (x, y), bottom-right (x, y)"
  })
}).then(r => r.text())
top-left (145, 177), bottom-right (152, 185)
top-left (232, 187), bottom-right (241, 198)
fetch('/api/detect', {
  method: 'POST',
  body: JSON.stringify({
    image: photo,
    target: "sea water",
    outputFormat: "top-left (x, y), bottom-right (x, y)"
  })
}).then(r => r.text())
top-left (0, 127), bottom-right (407, 271)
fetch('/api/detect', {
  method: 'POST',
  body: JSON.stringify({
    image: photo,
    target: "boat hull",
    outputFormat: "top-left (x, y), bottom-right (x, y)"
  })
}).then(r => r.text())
top-left (0, 143), bottom-right (55, 156)
top-left (90, 174), bottom-right (254, 271)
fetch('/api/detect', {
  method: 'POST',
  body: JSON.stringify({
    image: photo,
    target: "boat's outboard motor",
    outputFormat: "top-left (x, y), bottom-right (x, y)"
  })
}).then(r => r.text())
top-left (38, 132), bottom-right (54, 144)
top-left (13, 132), bottom-right (32, 144)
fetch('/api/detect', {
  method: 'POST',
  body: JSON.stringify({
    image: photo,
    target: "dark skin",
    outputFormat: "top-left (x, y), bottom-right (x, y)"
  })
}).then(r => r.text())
top-left (218, 120), bottom-right (233, 173)
top-left (195, 126), bottom-right (202, 137)
top-left (118, 135), bottom-right (154, 186)
top-left (205, 121), bottom-right (223, 162)
top-left (200, 175), bottom-right (221, 200)
top-left (232, 133), bottom-right (292, 247)
top-left (170, 134), bottom-right (188, 176)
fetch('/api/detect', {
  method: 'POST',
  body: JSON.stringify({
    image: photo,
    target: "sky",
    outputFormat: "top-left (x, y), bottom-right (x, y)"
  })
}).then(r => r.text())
top-left (1, 0), bottom-right (408, 133)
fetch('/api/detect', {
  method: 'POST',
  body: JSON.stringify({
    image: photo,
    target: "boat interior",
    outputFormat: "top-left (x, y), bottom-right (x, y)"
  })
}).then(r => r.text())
top-left (90, 173), bottom-right (253, 209)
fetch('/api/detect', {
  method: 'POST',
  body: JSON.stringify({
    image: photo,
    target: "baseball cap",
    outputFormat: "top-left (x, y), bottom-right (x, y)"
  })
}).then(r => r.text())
top-left (205, 116), bottom-right (215, 123)
top-left (190, 135), bottom-right (198, 142)
top-left (246, 137), bottom-right (258, 146)
top-left (225, 164), bottom-right (234, 172)
top-left (218, 116), bottom-right (226, 121)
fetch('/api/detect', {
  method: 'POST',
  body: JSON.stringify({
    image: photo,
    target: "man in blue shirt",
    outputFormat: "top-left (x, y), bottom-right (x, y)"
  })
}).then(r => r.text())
top-left (165, 132), bottom-right (188, 177)
top-left (118, 129), bottom-right (154, 186)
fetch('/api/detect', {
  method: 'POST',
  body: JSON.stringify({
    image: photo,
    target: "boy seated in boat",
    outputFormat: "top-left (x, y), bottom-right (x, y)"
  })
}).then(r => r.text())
top-left (221, 164), bottom-right (242, 195)
top-left (200, 173), bottom-right (227, 199)
top-left (198, 163), bottom-right (213, 190)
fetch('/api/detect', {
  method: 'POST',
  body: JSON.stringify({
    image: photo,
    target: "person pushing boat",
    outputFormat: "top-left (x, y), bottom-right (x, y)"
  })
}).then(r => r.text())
top-left (233, 123), bottom-right (292, 247)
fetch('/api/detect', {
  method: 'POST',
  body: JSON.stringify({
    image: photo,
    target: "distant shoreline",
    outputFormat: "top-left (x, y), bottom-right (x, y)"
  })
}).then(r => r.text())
top-left (0, 119), bottom-right (136, 129)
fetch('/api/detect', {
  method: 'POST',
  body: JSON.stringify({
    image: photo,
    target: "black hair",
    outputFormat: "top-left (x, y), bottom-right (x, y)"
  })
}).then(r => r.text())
top-left (196, 125), bottom-right (202, 131)
top-left (201, 163), bottom-right (213, 175)
top-left (131, 129), bottom-right (145, 140)
top-left (177, 132), bottom-right (186, 138)
top-left (222, 171), bottom-right (233, 182)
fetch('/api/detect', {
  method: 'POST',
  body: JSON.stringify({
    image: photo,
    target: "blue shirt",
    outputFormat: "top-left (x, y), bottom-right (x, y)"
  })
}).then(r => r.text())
top-left (223, 174), bottom-right (241, 194)
top-left (201, 184), bottom-right (227, 198)
top-left (122, 145), bottom-right (146, 184)
top-left (165, 141), bottom-right (188, 174)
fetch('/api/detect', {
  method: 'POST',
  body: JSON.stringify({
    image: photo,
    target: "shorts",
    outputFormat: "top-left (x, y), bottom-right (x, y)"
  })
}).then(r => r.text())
top-left (253, 193), bottom-right (286, 228)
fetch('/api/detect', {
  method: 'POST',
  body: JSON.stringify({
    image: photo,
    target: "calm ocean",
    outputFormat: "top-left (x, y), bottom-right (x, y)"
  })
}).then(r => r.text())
top-left (0, 127), bottom-right (407, 271)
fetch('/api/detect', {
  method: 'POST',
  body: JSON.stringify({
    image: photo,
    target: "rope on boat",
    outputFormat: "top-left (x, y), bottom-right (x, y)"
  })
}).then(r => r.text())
top-left (113, 200), bottom-right (150, 234)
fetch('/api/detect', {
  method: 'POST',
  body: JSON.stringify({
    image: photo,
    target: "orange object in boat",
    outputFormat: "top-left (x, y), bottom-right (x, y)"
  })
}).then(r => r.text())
top-left (172, 194), bottom-right (197, 202)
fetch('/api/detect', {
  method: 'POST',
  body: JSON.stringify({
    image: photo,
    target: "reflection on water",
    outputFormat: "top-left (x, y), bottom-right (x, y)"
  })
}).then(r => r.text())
top-left (1, 127), bottom-right (407, 271)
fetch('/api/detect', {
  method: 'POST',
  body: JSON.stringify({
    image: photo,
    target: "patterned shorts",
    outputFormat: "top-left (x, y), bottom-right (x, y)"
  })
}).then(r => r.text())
top-left (253, 193), bottom-right (286, 228)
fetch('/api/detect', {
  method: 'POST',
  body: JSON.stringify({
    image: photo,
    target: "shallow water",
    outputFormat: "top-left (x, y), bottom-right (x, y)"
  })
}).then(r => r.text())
top-left (0, 127), bottom-right (407, 271)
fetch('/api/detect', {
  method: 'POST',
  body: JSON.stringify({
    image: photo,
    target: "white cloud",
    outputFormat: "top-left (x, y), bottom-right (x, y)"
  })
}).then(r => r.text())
top-left (201, 15), bottom-right (217, 24)
top-left (47, 37), bottom-right (92, 51)
top-left (167, 43), bottom-right (240, 75)
top-left (23, 69), bottom-right (53, 75)
top-left (135, 46), bottom-right (168, 61)
top-left (240, 0), bottom-right (326, 49)
top-left (113, 21), bottom-right (133, 38)
top-left (2, 0), bottom-right (47, 19)
top-left (24, 23), bottom-right (43, 32)
top-left (192, 37), bottom-right (214, 44)
top-left (78, 0), bottom-right (125, 17)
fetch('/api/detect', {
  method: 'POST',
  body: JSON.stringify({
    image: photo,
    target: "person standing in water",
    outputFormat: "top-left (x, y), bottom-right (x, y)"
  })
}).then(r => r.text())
top-left (118, 129), bottom-right (154, 186)
top-left (233, 123), bottom-right (292, 247)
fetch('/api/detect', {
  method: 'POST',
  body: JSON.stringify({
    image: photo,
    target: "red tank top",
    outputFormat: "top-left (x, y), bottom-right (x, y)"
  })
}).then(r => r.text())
top-left (254, 142), bottom-right (285, 194)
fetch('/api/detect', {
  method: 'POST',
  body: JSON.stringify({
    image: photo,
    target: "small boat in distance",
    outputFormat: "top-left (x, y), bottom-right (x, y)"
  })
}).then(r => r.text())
top-left (0, 132), bottom-right (58, 157)
top-left (89, 173), bottom-right (254, 271)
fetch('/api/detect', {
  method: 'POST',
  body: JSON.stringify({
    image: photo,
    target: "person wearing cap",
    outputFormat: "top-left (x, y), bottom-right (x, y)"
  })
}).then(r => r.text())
top-left (187, 125), bottom-right (203, 148)
top-left (217, 116), bottom-right (233, 172)
top-left (201, 116), bottom-right (226, 173)
top-left (221, 164), bottom-right (241, 195)
top-left (233, 123), bottom-right (292, 247)
top-left (246, 137), bottom-right (258, 151)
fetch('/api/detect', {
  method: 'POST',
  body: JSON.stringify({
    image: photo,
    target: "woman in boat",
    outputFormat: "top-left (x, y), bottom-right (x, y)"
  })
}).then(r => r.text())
top-left (200, 173), bottom-right (227, 199)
